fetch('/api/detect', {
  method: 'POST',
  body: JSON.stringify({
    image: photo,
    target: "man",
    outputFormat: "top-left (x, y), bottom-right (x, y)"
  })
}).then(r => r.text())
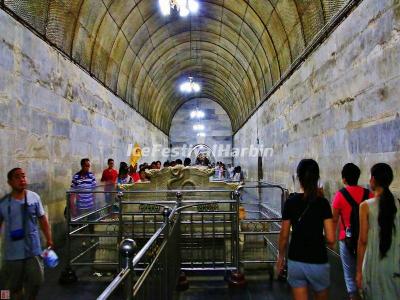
top-left (100, 158), bottom-right (118, 205)
top-left (71, 158), bottom-right (97, 217)
top-left (100, 158), bottom-right (118, 185)
top-left (0, 168), bottom-right (54, 300)
top-left (332, 163), bottom-right (373, 300)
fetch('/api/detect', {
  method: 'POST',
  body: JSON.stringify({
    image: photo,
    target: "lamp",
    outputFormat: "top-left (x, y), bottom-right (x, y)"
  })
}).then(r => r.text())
top-left (159, 0), bottom-right (199, 17)
top-left (180, 77), bottom-right (201, 93)
top-left (193, 124), bottom-right (205, 131)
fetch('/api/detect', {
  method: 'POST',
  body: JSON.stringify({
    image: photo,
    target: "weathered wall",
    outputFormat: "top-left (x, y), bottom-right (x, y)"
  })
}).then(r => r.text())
top-left (170, 98), bottom-right (232, 164)
top-left (0, 9), bottom-right (168, 244)
top-left (234, 0), bottom-right (400, 197)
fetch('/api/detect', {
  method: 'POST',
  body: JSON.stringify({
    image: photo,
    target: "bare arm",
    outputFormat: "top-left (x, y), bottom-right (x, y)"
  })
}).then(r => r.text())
top-left (332, 207), bottom-right (340, 235)
top-left (276, 220), bottom-right (291, 273)
top-left (356, 201), bottom-right (369, 289)
top-left (39, 215), bottom-right (54, 248)
top-left (323, 218), bottom-right (336, 249)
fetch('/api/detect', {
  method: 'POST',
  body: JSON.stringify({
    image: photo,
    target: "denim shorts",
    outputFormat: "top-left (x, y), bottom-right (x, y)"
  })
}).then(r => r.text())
top-left (287, 259), bottom-right (330, 292)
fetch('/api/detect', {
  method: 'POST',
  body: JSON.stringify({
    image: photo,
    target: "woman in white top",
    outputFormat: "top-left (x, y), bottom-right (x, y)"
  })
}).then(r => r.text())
top-left (356, 163), bottom-right (400, 299)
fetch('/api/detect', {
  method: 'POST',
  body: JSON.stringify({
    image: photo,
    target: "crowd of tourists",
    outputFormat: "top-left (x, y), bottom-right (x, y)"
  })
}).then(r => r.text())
top-left (0, 158), bottom-right (398, 299)
top-left (277, 160), bottom-right (399, 300)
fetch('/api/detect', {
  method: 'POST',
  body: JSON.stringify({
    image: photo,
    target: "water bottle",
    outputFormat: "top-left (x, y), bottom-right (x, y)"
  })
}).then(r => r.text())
top-left (345, 227), bottom-right (352, 238)
top-left (42, 248), bottom-right (59, 268)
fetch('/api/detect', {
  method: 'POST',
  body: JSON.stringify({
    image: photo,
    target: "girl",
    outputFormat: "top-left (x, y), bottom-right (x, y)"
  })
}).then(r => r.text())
top-left (356, 163), bottom-right (400, 299)
top-left (277, 159), bottom-right (335, 300)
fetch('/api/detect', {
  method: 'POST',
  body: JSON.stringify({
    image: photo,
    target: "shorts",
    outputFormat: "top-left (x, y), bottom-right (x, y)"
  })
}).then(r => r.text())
top-left (287, 259), bottom-right (330, 292)
top-left (0, 256), bottom-right (44, 296)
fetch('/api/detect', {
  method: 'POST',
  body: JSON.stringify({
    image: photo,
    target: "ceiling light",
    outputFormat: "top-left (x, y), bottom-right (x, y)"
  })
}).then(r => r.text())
top-left (188, 0), bottom-right (199, 13)
top-left (180, 77), bottom-right (201, 94)
top-left (193, 124), bottom-right (205, 131)
top-left (190, 108), bottom-right (205, 119)
top-left (159, 0), bottom-right (199, 17)
top-left (159, 0), bottom-right (171, 16)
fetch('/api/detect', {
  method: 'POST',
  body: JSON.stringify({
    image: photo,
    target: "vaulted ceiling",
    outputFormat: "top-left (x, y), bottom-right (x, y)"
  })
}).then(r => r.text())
top-left (2, 0), bottom-right (351, 133)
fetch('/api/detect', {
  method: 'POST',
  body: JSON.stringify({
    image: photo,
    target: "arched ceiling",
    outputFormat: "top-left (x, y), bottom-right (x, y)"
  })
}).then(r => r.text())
top-left (3, 0), bottom-right (351, 133)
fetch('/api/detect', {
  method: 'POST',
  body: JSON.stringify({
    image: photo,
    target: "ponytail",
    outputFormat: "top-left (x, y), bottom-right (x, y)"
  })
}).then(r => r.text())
top-left (297, 159), bottom-right (319, 202)
top-left (371, 163), bottom-right (397, 259)
top-left (378, 186), bottom-right (397, 258)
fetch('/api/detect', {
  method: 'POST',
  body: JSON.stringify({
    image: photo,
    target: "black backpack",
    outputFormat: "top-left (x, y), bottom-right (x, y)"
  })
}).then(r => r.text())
top-left (339, 188), bottom-right (370, 256)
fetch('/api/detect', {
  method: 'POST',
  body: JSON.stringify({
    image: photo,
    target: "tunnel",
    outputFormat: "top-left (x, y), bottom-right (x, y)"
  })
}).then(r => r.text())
top-left (0, 0), bottom-right (399, 299)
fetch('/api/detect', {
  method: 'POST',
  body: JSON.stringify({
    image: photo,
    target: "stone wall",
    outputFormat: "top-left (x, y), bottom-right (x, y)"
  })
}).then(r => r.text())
top-left (0, 9), bottom-right (168, 245)
top-left (170, 98), bottom-right (232, 164)
top-left (234, 0), bottom-right (400, 198)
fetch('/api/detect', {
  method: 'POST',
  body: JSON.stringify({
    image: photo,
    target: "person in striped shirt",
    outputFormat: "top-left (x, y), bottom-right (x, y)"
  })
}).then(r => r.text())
top-left (71, 158), bottom-right (97, 217)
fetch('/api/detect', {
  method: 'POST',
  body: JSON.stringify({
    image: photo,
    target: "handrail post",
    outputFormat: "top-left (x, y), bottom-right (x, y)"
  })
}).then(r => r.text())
top-left (228, 190), bottom-right (246, 288)
top-left (176, 191), bottom-right (182, 208)
top-left (59, 192), bottom-right (77, 284)
top-left (120, 239), bottom-right (136, 300)
top-left (163, 207), bottom-right (172, 299)
top-left (175, 191), bottom-right (189, 292)
top-left (234, 190), bottom-right (240, 272)
top-left (117, 191), bottom-right (124, 245)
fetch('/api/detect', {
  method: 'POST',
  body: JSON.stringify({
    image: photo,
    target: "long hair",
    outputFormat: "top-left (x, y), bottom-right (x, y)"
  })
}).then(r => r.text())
top-left (371, 163), bottom-right (397, 259)
top-left (297, 159), bottom-right (320, 202)
top-left (119, 162), bottom-right (129, 178)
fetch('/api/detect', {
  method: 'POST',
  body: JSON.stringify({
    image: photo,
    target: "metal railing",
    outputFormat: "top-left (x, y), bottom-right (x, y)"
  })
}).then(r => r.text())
top-left (97, 206), bottom-right (180, 300)
top-left (238, 182), bottom-right (288, 269)
top-left (62, 182), bottom-right (288, 297)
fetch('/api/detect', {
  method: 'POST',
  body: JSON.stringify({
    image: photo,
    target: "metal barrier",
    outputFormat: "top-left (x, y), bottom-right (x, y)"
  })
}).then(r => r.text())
top-left (62, 182), bottom-right (288, 297)
top-left (238, 182), bottom-right (288, 271)
top-left (97, 207), bottom-right (180, 300)
top-left (63, 188), bottom-right (241, 277)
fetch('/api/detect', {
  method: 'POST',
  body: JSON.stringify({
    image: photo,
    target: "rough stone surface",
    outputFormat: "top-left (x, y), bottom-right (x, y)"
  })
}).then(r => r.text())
top-left (1, 0), bottom-right (353, 132)
top-left (234, 0), bottom-right (400, 197)
top-left (0, 9), bottom-right (168, 249)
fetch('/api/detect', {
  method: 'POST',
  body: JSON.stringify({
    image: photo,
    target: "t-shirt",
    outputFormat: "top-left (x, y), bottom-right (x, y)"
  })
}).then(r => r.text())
top-left (100, 168), bottom-right (118, 184)
top-left (332, 186), bottom-right (373, 240)
top-left (131, 173), bottom-right (140, 183)
top-left (282, 193), bottom-right (333, 264)
top-left (117, 175), bottom-right (132, 184)
top-left (0, 190), bottom-right (45, 260)
top-left (71, 171), bottom-right (97, 210)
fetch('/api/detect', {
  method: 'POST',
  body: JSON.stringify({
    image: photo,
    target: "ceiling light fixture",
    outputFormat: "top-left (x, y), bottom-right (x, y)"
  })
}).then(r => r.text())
top-left (190, 109), bottom-right (205, 119)
top-left (193, 124), bottom-right (205, 131)
top-left (159, 0), bottom-right (199, 17)
top-left (180, 77), bottom-right (201, 93)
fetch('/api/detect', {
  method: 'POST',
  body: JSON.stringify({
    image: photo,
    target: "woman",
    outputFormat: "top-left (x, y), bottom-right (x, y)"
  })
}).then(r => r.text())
top-left (356, 163), bottom-right (399, 299)
top-left (117, 162), bottom-right (132, 184)
top-left (277, 159), bottom-right (335, 300)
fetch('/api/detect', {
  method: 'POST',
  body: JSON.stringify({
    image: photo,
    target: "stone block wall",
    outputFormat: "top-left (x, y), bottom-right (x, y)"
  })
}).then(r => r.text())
top-left (0, 9), bottom-right (168, 247)
top-left (234, 0), bottom-right (400, 198)
top-left (170, 98), bottom-right (232, 164)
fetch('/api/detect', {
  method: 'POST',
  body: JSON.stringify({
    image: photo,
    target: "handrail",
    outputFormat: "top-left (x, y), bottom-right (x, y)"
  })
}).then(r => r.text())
top-left (66, 188), bottom-right (240, 194)
top-left (97, 267), bottom-right (131, 300)
top-left (132, 222), bottom-right (167, 268)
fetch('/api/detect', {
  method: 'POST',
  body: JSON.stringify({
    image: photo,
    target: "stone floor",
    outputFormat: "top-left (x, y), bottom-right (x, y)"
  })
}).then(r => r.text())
top-left (37, 250), bottom-right (347, 300)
